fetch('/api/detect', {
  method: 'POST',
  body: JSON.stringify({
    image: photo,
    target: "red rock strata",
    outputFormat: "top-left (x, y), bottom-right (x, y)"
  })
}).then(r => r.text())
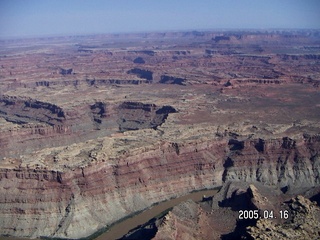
top-left (0, 30), bottom-right (320, 239)
top-left (0, 133), bottom-right (320, 238)
top-left (0, 137), bottom-right (225, 238)
top-left (223, 135), bottom-right (320, 188)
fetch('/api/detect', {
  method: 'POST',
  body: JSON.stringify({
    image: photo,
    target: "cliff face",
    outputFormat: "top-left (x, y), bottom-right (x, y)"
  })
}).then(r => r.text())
top-left (153, 199), bottom-right (220, 240)
top-left (0, 96), bottom-right (177, 158)
top-left (0, 96), bottom-right (66, 125)
top-left (0, 132), bottom-right (319, 239)
top-left (117, 102), bottom-right (177, 131)
top-left (0, 137), bottom-right (226, 238)
top-left (224, 136), bottom-right (320, 189)
top-left (1, 30), bottom-right (320, 239)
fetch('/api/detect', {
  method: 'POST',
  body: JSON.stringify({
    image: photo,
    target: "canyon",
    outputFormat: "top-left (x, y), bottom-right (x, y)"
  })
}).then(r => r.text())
top-left (0, 30), bottom-right (320, 239)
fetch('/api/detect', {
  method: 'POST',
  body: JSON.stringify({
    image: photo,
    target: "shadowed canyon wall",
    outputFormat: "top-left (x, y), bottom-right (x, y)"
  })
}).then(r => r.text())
top-left (0, 134), bottom-right (319, 238)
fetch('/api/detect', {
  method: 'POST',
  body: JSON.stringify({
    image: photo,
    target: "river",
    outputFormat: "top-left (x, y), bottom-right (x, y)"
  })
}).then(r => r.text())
top-left (95, 188), bottom-right (219, 240)
top-left (0, 188), bottom-right (219, 240)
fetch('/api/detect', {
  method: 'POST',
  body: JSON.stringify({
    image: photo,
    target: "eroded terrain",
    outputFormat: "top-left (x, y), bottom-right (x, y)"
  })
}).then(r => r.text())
top-left (0, 30), bottom-right (320, 239)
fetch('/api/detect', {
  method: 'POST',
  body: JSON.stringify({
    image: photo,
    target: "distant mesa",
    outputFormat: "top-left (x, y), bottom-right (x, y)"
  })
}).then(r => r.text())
top-left (138, 50), bottom-right (155, 56)
top-left (127, 68), bottom-right (153, 81)
top-left (78, 48), bottom-right (93, 53)
top-left (212, 35), bottom-right (231, 43)
top-left (59, 68), bottom-right (73, 75)
top-left (0, 95), bottom-right (66, 126)
top-left (133, 57), bottom-right (145, 64)
top-left (117, 101), bottom-right (176, 132)
top-left (160, 75), bottom-right (186, 85)
top-left (90, 102), bottom-right (108, 124)
top-left (174, 50), bottom-right (190, 55)
top-left (1, 30), bottom-right (320, 240)
top-left (180, 31), bottom-right (205, 37)
top-left (129, 50), bottom-right (155, 56)
top-left (191, 30), bottom-right (205, 37)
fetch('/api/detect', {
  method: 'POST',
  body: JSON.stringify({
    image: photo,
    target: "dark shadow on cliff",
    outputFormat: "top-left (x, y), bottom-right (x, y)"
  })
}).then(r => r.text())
top-left (221, 219), bottom-right (256, 240)
top-left (222, 157), bottom-right (233, 182)
top-left (218, 190), bottom-right (251, 211)
top-left (118, 217), bottom-right (158, 240)
top-left (228, 139), bottom-right (244, 151)
top-left (310, 192), bottom-right (320, 206)
top-left (218, 185), bottom-right (257, 239)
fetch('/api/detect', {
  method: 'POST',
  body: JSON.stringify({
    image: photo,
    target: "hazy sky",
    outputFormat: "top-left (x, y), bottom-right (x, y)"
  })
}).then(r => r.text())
top-left (0, 0), bottom-right (319, 37)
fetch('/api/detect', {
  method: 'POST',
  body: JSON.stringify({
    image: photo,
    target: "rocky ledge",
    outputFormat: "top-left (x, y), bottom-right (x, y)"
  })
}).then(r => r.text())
top-left (144, 181), bottom-right (320, 240)
top-left (0, 30), bottom-right (320, 239)
top-left (0, 122), bottom-right (319, 238)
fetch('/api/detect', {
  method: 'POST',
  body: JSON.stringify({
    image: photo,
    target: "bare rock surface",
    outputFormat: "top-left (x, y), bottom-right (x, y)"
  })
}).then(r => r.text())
top-left (152, 181), bottom-right (320, 240)
top-left (247, 195), bottom-right (320, 239)
top-left (0, 30), bottom-right (320, 239)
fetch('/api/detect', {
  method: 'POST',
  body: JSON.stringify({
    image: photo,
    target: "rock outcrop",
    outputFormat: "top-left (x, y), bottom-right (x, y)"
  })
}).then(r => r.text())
top-left (248, 195), bottom-right (320, 239)
top-left (223, 136), bottom-right (320, 190)
top-left (159, 75), bottom-right (186, 85)
top-left (0, 30), bottom-right (320, 239)
top-left (0, 134), bottom-right (226, 238)
top-left (127, 68), bottom-right (153, 81)
top-left (0, 95), bottom-right (66, 126)
top-left (1, 132), bottom-right (320, 239)
top-left (59, 68), bottom-right (73, 75)
top-left (152, 181), bottom-right (320, 240)
top-left (153, 200), bottom-right (216, 240)
top-left (133, 57), bottom-right (146, 64)
top-left (117, 102), bottom-right (177, 131)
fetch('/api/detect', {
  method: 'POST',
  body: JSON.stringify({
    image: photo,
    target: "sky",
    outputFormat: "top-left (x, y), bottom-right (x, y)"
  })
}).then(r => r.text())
top-left (0, 0), bottom-right (319, 37)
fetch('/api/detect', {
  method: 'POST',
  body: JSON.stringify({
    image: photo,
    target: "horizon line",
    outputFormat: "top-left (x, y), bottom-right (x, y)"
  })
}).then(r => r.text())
top-left (1, 27), bottom-right (319, 40)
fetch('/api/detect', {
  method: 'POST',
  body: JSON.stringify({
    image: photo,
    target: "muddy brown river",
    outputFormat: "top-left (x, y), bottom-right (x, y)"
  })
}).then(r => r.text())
top-left (0, 188), bottom-right (219, 240)
top-left (95, 188), bottom-right (219, 240)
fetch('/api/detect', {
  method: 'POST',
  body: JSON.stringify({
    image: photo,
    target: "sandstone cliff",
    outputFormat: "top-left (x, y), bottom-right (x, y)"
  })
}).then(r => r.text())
top-left (0, 127), bottom-right (319, 238)
top-left (1, 30), bottom-right (320, 239)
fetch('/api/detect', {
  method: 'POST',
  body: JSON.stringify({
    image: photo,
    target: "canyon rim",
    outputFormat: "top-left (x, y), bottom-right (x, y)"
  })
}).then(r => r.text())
top-left (0, 30), bottom-right (320, 239)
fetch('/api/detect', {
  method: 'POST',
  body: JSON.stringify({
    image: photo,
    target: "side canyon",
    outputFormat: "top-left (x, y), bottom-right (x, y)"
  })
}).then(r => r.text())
top-left (0, 30), bottom-right (320, 239)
